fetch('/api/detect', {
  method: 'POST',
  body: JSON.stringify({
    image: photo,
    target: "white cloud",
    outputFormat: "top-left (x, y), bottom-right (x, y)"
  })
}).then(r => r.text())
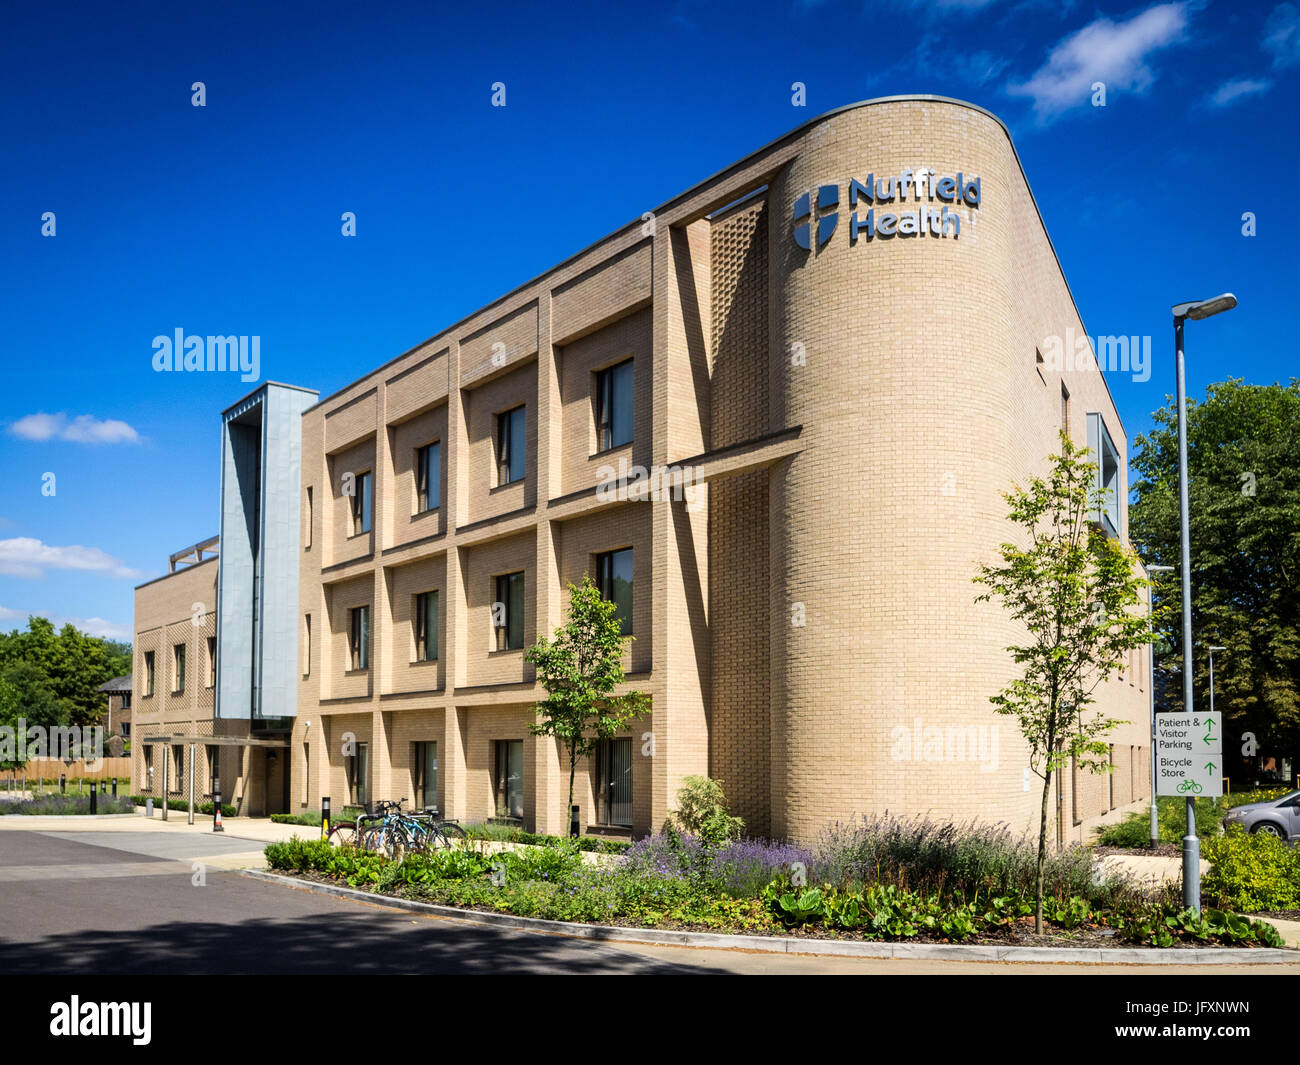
top-left (0, 538), bottom-right (145, 580)
top-left (1208, 77), bottom-right (1272, 107)
top-left (1264, 2), bottom-right (1300, 68)
top-left (10, 412), bottom-right (140, 445)
top-left (1006, 2), bottom-right (1190, 122)
top-left (0, 606), bottom-right (130, 641)
top-left (65, 616), bottom-right (132, 640)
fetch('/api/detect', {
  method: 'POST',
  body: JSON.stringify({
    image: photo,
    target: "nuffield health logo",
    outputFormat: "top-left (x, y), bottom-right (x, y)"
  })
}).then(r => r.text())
top-left (793, 167), bottom-right (980, 251)
top-left (793, 184), bottom-right (839, 250)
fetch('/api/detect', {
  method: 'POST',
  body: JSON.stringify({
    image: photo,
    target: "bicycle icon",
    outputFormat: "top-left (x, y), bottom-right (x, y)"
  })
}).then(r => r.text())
top-left (1176, 779), bottom-right (1203, 795)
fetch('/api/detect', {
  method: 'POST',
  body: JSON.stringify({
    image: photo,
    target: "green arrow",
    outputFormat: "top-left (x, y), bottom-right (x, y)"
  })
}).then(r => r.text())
top-left (1204, 761), bottom-right (1216, 773)
top-left (1205, 717), bottom-right (1215, 733)
top-left (1202, 730), bottom-right (1215, 746)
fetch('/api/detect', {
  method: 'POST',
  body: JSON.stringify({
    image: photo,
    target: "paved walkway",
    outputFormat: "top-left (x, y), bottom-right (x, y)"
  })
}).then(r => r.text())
top-left (0, 808), bottom-right (312, 869)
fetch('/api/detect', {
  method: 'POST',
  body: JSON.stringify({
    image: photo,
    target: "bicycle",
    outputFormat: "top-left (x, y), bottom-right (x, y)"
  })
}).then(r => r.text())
top-left (401, 808), bottom-right (468, 853)
top-left (355, 799), bottom-right (468, 859)
top-left (359, 799), bottom-right (410, 859)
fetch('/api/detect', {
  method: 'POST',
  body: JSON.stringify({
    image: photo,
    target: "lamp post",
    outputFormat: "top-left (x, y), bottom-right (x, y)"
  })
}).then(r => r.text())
top-left (1207, 646), bottom-right (1226, 717)
top-left (1146, 563), bottom-right (1175, 848)
top-left (1171, 292), bottom-right (1236, 912)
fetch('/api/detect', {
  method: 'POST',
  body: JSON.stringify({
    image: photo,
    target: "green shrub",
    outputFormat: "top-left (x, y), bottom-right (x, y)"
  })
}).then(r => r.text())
top-left (1096, 815), bottom-right (1156, 848)
top-left (664, 776), bottom-right (744, 846)
top-left (812, 814), bottom-right (1128, 907)
top-left (1095, 790), bottom-right (1294, 848)
top-left (1203, 825), bottom-right (1300, 912)
top-left (0, 794), bottom-right (134, 815)
top-left (459, 822), bottom-right (631, 854)
top-left (270, 811), bottom-right (323, 826)
top-left (130, 795), bottom-right (236, 817)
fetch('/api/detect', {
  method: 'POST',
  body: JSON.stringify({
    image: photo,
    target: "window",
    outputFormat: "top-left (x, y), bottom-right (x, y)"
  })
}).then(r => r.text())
top-left (414, 741), bottom-right (438, 812)
top-left (206, 636), bottom-right (216, 688)
top-left (121, 722), bottom-right (131, 738)
top-left (349, 605), bottom-right (370, 670)
top-left (595, 359), bottom-right (634, 451)
top-left (1060, 383), bottom-right (1070, 437)
top-left (594, 737), bottom-right (633, 827)
top-left (171, 744), bottom-right (185, 792)
top-left (494, 572), bottom-right (525, 651)
top-left (415, 591), bottom-right (439, 662)
top-left (416, 442), bottom-right (441, 512)
top-left (348, 742), bottom-right (369, 808)
top-left (1086, 412), bottom-right (1121, 538)
top-left (496, 406), bottom-right (526, 486)
top-left (121, 692), bottom-right (131, 710)
top-left (303, 615), bottom-right (312, 676)
top-left (493, 739), bottom-right (524, 819)
top-left (351, 471), bottom-right (372, 536)
top-left (207, 745), bottom-right (220, 798)
top-left (595, 548), bottom-right (634, 636)
top-left (172, 644), bottom-right (186, 694)
top-left (143, 651), bottom-right (155, 697)
top-left (305, 486), bottom-right (313, 549)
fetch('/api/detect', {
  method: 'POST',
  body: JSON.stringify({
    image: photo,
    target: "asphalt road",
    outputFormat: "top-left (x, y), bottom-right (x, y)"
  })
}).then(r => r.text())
top-left (1, 827), bottom-right (1296, 975)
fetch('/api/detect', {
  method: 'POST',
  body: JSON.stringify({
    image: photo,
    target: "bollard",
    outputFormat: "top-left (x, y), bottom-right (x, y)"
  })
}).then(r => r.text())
top-left (89, 784), bottom-right (98, 815)
top-left (111, 777), bottom-right (117, 797)
top-left (60, 774), bottom-right (66, 794)
top-left (146, 797), bottom-right (154, 817)
top-left (321, 796), bottom-right (331, 841)
top-left (570, 804), bottom-right (580, 839)
top-left (213, 788), bottom-right (224, 833)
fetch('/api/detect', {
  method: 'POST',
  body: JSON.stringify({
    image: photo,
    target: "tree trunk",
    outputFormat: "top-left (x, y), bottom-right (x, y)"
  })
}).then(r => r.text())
top-left (567, 743), bottom-right (577, 838)
top-left (1037, 764), bottom-right (1052, 935)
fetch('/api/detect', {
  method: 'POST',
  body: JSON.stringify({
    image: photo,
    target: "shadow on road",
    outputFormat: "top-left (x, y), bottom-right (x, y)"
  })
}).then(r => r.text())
top-left (0, 905), bottom-right (725, 975)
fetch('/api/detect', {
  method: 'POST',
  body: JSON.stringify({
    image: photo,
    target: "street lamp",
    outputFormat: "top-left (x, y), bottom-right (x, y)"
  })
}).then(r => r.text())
top-left (1207, 646), bottom-right (1227, 717)
top-left (1146, 564), bottom-right (1175, 848)
top-left (1172, 292), bottom-right (1237, 913)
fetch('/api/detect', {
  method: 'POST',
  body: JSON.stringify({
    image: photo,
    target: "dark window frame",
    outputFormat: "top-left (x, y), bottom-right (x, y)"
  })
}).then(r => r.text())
top-left (415, 590), bottom-right (439, 662)
top-left (349, 605), bottom-right (371, 671)
top-left (493, 739), bottom-right (524, 820)
top-left (416, 441), bottom-right (441, 513)
top-left (350, 470), bottom-right (373, 536)
top-left (493, 572), bottom-right (525, 651)
top-left (496, 406), bottom-right (526, 486)
top-left (594, 358), bottom-right (634, 453)
top-left (595, 547), bottom-right (634, 636)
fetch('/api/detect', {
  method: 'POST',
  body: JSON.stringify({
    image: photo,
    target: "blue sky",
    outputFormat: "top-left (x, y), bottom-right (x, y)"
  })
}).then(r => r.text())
top-left (1, 0), bottom-right (1295, 641)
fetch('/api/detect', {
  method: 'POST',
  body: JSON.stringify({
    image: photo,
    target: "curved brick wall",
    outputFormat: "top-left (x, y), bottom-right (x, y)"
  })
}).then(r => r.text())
top-left (768, 100), bottom-right (1033, 841)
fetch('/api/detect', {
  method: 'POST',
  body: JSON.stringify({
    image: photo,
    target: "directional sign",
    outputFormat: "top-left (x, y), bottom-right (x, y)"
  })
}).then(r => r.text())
top-left (1155, 712), bottom-right (1223, 798)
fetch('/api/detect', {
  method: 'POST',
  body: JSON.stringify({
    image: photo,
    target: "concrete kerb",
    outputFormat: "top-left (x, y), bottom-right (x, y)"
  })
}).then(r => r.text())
top-left (241, 869), bottom-right (1300, 965)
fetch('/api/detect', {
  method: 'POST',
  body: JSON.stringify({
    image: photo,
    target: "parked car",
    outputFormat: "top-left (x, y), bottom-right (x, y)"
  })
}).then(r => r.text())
top-left (1221, 790), bottom-right (1300, 840)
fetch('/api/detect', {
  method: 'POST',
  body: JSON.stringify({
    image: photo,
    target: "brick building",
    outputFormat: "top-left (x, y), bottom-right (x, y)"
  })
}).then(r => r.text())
top-left (132, 96), bottom-right (1153, 842)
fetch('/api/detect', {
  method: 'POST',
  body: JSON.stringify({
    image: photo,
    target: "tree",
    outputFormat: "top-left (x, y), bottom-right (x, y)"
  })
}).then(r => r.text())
top-left (1130, 379), bottom-right (1300, 759)
top-left (527, 576), bottom-right (650, 835)
top-left (0, 661), bottom-right (66, 770)
top-left (0, 617), bottom-right (132, 729)
top-left (974, 433), bottom-right (1160, 932)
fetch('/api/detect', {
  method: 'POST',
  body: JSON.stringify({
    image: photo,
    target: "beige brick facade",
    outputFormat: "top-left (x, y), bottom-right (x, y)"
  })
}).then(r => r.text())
top-left (134, 96), bottom-right (1152, 843)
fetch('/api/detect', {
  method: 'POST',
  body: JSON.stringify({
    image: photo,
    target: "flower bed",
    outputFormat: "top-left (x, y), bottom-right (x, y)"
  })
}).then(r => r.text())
top-left (263, 819), bottom-right (1288, 949)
